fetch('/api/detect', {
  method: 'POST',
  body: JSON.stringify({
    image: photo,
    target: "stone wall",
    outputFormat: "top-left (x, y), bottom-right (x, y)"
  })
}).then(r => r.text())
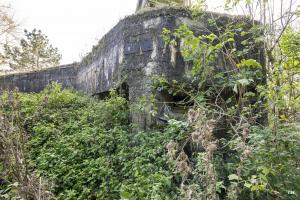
top-left (0, 7), bottom-right (265, 128)
top-left (0, 63), bottom-right (79, 93)
top-left (0, 8), bottom-right (190, 94)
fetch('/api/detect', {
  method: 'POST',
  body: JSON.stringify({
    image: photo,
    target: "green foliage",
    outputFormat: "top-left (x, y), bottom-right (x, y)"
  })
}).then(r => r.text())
top-left (0, 90), bottom-right (54, 199)
top-left (190, 0), bottom-right (207, 16)
top-left (163, 23), bottom-right (223, 79)
top-left (237, 59), bottom-right (262, 69)
top-left (161, 13), bottom-right (299, 200)
top-left (258, 28), bottom-right (300, 126)
top-left (0, 83), bottom-right (187, 199)
top-left (242, 126), bottom-right (300, 199)
top-left (138, 0), bottom-right (197, 11)
top-left (162, 21), bottom-right (264, 109)
top-left (2, 29), bottom-right (61, 71)
top-left (1, 3), bottom-right (299, 200)
top-left (149, 0), bottom-right (187, 7)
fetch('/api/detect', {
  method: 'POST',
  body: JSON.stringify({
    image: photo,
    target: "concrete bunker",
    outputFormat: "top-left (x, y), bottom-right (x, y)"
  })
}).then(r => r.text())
top-left (0, 7), bottom-right (265, 129)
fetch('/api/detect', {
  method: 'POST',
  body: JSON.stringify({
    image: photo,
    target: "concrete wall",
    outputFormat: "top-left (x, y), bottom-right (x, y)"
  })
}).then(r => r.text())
top-left (0, 7), bottom-right (265, 128)
top-left (76, 7), bottom-right (191, 96)
top-left (0, 8), bottom-right (190, 95)
top-left (0, 63), bottom-right (79, 93)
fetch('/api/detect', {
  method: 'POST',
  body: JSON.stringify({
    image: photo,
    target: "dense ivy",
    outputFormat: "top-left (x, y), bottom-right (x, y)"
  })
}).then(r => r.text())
top-left (0, 84), bottom-right (187, 199)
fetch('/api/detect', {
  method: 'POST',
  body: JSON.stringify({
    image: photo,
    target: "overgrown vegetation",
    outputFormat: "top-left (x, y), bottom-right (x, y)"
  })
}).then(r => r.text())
top-left (0, 0), bottom-right (299, 200)
top-left (156, 0), bottom-right (300, 198)
top-left (159, 20), bottom-right (300, 199)
top-left (0, 84), bottom-right (188, 199)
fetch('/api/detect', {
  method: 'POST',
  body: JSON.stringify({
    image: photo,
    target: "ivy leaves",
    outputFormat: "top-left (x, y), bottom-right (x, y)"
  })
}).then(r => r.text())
top-left (0, 83), bottom-right (186, 200)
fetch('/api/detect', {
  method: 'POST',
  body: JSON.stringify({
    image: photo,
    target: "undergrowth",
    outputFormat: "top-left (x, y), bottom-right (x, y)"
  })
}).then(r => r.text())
top-left (0, 84), bottom-right (187, 200)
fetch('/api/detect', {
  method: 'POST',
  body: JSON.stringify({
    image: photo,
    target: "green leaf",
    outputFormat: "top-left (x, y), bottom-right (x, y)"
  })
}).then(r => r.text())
top-left (228, 174), bottom-right (239, 181)
top-left (206, 33), bottom-right (217, 42)
top-left (237, 78), bottom-right (252, 86)
top-left (237, 59), bottom-right (262, 69)
top-left (120, 191), bottom-right (132, 200)
top-left (227, 38), bottom-right (235, 42)
top-left (244, 182), bottom-right (252, 188)
top-left (241, 31), bottom-right (248, 36)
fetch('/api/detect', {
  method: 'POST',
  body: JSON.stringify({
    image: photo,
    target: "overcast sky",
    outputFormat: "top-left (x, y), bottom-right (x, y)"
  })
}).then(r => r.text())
top-left (2, 0), bottom-right (227, 64)
top-left (5, 0), bottom-right (137, 64)
top-left (3, 0), bottom-right (297, 65)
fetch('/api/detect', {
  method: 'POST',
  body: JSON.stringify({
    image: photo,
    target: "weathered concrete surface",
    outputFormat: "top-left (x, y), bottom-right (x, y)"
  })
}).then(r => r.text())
top-left (0, 7), bottom-right (265, 128)
top-left (0, 7), bottom-right (192, 128)
top-left (0, 8), bottom-right (190, 93)
top-left (0, 63), bottom-right (79, 93)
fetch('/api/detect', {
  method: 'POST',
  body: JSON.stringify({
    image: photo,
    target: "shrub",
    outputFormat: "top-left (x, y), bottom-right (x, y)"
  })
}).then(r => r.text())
top-left (1, 83), bottom-right (186, 199)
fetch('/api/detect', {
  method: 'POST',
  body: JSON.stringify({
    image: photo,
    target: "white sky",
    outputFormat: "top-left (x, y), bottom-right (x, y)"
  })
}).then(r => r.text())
top-left (2, 0), bottom-right (227, 65)
top-left (4, 0), bottom-right (138, 64)
top-left (2, 0), bottom-right (298, 65)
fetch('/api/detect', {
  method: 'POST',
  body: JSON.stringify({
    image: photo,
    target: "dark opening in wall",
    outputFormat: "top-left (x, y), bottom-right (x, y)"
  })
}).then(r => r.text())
top-left (156, 90), bottom-right (191, 123)
top-left (93, 82), bottom-right (129, 101)
top-left (117, 82), bottom-right (129, 100)
top-left (93, 91), bottom-right (110, 100)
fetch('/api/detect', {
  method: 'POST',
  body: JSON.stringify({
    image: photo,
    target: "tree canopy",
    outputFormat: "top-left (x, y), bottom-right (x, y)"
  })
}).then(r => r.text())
top-left (2, 29), bottom-right (61, 71)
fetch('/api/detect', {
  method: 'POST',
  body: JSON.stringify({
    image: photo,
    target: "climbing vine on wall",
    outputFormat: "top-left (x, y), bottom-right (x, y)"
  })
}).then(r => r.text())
top-left (158, 8), bottom-right (300, 199)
